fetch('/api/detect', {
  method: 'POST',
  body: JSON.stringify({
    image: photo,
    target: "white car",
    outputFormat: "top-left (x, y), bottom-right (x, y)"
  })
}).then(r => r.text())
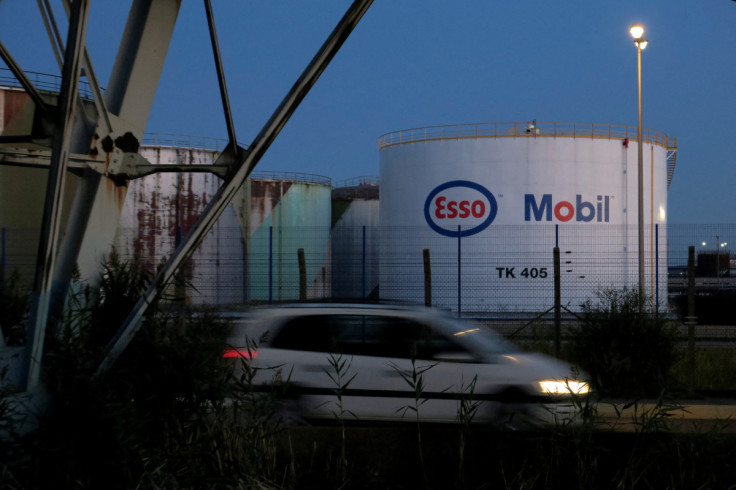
top-left (226, 303), bottom-right (589, 426)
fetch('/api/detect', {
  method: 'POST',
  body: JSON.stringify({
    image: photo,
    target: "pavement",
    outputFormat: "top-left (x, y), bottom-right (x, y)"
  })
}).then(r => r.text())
top-left (595, 398), bottom-right (736, 433)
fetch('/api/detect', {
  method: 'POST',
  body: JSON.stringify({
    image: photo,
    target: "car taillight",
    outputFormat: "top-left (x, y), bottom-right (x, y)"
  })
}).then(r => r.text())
top-left (223, 348), bottom-right (257, 359)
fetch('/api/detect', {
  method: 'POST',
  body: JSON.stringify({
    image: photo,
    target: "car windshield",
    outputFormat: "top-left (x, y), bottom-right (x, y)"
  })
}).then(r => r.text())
top-left (437, 316), bottom-right (520, 356)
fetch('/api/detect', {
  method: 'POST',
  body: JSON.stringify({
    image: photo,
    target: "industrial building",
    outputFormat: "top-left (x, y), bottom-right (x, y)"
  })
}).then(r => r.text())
top-left (1, 74), bottom-right (678, 315)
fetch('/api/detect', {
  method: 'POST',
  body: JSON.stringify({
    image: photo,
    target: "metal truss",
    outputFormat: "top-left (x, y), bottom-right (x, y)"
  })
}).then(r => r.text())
top-left (0, 0), bottom-right (374, 390)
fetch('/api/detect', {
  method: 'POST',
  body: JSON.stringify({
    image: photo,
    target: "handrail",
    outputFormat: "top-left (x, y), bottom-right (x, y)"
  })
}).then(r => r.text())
top-left (250, 171), bottom-right (331, 186)
top-left (334, 176), bottom-right (379, 188)
top-left (141, 133), bottom-right (238, 151)
top-left (379, 121), bottom-right (676, 151)
top-left (0, 66), bottom-right (97, 99)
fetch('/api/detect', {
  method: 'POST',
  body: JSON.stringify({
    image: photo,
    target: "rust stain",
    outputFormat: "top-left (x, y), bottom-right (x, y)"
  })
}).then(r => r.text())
top-left (250, 180), bottom-right (292, 228)
top-left (122, 148), bottom-right (224, 278)
top-left (88, 133), bottom-right (100, 159)
top-left (2, 91), bottom-right (33, 133)
top-left (104, 177), bottom-right (128, 209)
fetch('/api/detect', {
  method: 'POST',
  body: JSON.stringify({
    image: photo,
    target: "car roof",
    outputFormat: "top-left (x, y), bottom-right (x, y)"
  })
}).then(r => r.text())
top-left (249, 301), bottom-right (442, 315)
top-left (229, 302), bottom-right (455, 345)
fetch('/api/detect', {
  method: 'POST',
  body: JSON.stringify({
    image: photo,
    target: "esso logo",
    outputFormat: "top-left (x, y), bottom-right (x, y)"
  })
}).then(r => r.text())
top-left (424, 181), bottom-right (498, 237)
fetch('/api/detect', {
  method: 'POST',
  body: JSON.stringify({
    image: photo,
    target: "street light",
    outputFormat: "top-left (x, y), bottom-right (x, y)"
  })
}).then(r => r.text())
top-left (630, 24), bottom-right (648, 301)
top-left (716, 236), bottom-right (728, 278)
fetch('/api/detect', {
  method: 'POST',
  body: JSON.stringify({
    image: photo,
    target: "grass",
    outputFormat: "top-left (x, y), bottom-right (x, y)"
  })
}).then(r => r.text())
top-left (671, 347), bottom-right (736, 393)
top-left (3, 270), bottom-right (736, 488)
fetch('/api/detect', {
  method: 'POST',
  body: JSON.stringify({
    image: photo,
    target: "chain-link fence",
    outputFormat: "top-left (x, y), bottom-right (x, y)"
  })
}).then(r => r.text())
top-left (2, 224), bottom-right (735, 324)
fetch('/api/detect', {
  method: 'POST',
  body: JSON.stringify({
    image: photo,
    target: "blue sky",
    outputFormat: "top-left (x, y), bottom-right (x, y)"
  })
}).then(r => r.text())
top-left (1, 1), bottom-right (735, 224)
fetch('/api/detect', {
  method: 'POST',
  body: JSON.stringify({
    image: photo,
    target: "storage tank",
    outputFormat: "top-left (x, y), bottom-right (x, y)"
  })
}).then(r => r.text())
top-left (331, 177), bottom-right (380, 299)
top-left (0, 75), bottom-right (96, 288)
top-left (116, 143), bottom-right (333, 305)
top-left (378, 122), bottom-right (677, 313)
top-left (115, 143), bottom-right (245, 305)
top-left (233, 172), bottom-right (332, 302)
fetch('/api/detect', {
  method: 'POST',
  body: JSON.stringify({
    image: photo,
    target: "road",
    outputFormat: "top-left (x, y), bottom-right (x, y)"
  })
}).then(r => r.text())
top-left (596, 398), bottom-right (736, 433)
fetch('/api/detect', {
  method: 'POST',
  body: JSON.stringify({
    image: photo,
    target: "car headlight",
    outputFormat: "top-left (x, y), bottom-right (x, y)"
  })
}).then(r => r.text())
top-left (539, 380), bottom-right (590, 395)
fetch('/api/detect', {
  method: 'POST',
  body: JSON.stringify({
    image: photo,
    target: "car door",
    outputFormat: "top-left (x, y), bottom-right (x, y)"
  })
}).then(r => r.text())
top-left (326, 313), bottom-right (502, 423)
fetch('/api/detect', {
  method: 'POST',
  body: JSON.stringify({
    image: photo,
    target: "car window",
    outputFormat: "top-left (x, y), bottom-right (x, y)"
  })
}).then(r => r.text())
top-left (270, 313), bottom-right (469, 360)
top-left (271, 315), bottom-right (336, 352)
top-left (440, 317), bottom-right (519, 355)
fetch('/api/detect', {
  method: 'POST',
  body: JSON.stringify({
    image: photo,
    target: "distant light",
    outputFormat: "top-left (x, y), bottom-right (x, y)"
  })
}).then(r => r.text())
top-left (637, 39), bottom-right (649, 50)
top-left (630, 24), bottom-right (645, 40)
top-left (659, 205), bottom-right (666, 221)
top-left (702, 242), bottom-right (707, 247)
top-left (454, 328), bottom-right (480, 337)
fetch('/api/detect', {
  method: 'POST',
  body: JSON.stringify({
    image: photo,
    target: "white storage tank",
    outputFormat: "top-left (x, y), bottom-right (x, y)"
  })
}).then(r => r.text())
top-left (331, 177), bottom-right (380, 299)
top-left (378, 122), bottom-right (677, 313)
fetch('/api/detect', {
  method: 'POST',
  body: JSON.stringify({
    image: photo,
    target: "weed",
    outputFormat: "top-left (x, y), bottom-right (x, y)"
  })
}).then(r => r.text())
top-left (0, 270), bottom-right (29, 346)
top-left (14, 253), bottom-right (286, 488)
top-left (389, 357), bottom-right (437, 487)
top-left (568, 286), bottom-right (680, 398)
top-left (671, 346), bottom-right (736, 393)
top-left (229, 333), bottom-right (291, 483)
top-left (322, 353), bottom-right (358, 485)
top-left (455, 374), bottom-right (480, 488)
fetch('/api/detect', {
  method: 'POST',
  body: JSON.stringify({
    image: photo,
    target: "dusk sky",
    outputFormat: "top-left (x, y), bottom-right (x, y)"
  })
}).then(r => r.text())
top-left (1, 1), bottom-right (734, 224)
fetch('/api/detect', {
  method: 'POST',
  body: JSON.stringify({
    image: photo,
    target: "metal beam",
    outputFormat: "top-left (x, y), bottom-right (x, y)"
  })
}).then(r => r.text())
top-left (0, 150), bottom-right (232, 179)
top-left (26, 0), bottom-right (91, 391)
top-left (37, 0), bottom-right (113, 134)
top-left (60, 0), bottom-right (113, 135)
top-left (104, 0), bottom-right (182, 134)
top-left (54, 0), bottom-right (182, 290)
top-left (0, 41), bottom-right (55, 122)
top-left (19, 0), bottom-right (183, 393)
top-left (95, 0), bottom-right (375, 377)
top-left (37, 0), bottom-right (65, 71)
top-left (204, 0), bottom-right (237, 151)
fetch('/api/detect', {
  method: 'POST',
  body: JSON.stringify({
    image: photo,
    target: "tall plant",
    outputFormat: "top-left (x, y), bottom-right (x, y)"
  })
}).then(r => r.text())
top-left (390, 357), bottom-right (437, 487)
top-left (27, 253), bottom-right (282, 489)
top-left (323, 353), bottom-right (357, 484)
top-left (0, 270), bottom-right (29, 346)
top-left (567, 287), bottom-right (679, 398)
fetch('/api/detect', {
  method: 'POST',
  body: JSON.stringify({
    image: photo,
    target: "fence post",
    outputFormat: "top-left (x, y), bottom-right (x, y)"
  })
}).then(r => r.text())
top-left (1, 227), bottom-right (5, 283)
top-left (423, 248), bottom-right (431, 307)
top-left (268, 226), bottom-right (273, 304)
top-left (686, 245), bottom-right (697, 370)
top-left (298, 248), bottom-right (307, 301)
top-left (362, 226), bottom-right (366, 298)
top-left (457, 226), bottom-right (461, 317)
top-left (655, 224), bottom-right (659, 316)
top-left (554, 247), bottom-right (561, 358)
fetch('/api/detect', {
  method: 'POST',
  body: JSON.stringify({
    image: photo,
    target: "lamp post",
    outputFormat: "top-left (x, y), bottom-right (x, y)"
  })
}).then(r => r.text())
top-left (716, 236), bottom-right (728, 279)
top-left (630, 24), bottom-right (648, 302)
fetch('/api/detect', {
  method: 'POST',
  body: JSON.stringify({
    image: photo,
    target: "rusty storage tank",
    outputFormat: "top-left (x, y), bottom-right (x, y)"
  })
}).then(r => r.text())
top-left (0, 71), bottom-right (104, 288)
top-left (233, 171), bottom-right (332, 302)
top-left (378, 121), bottom-right (678, 314)
top-left (331, 177), bottom-right (380, 299)
top-left (115, 138), bottom-right (245, 305)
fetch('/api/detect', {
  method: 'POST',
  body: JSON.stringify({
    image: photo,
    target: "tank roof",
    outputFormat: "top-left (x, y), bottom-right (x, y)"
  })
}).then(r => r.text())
top-left (379, 121), bottom-right (676, 151)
